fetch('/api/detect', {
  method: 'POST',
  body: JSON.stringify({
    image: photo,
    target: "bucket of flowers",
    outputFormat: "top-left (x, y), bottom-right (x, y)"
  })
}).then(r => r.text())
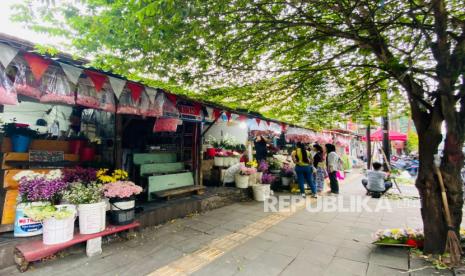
top-left (103, 180), bottom-right (142, 225)
top-left (62, 167), bottom-right (106, 234)
top-left (280, 163), bottom-right (295, 186)
top-left (214, 151), bottom-right (228, 167)
top-left (269, 159), bottom-right (282, 174)
top-left (235, 166), bottom-right (257, 188)
top-left (373, 228), bottom-right (424, 248)
top-left (252, 173), bottom-right (275, 201)
top-left (246, 160), bottom-right (259, 185)
top-left (15, 169), bottom-right (75, 244)
top-left (256, 160), bottom-right (269, 184)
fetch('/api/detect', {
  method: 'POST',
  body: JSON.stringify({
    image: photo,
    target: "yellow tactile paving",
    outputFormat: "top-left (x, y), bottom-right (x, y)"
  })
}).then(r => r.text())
top-left (146, 197), bottom-right (314, 276)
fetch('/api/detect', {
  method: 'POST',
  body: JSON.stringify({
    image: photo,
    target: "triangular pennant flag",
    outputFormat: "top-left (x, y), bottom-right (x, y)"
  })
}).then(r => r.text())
top-left (226, 111), bottom-right (232, 121)
top-left (166, 94), bottom-right (177, 105)
top-left (213, 109), bottom-right (222, 120)
top-left (0, 43), bottom-right (19, 67)
top-left (238, 115), bottom-right (247, 122)
top-left (281, 123), bottom-right (287, 132)
top-left (23, 53), bottom-right (51, 81)
top-left (108, 76), bottom-right (126, 98)
top-left (255, 118), bottom-right (261, 125)
top-left (145, 87), bottom-right (157, 98)
top-left (127, 82), bottom-right (144, 101)
top-left (266, 121), bottom-right (271, 126)
top-left (206, 107), bottom-right (213, 119)
top-left (58, 62), bottom-right (83, 84)
top-left (85, 70), bottom-right (107, 92)
top-left (194, 103), bottom-right (202, 115)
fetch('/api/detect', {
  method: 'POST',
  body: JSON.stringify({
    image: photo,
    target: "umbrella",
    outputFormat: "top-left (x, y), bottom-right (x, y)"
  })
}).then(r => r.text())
top-left (362, 129), bottom-right (407, 142)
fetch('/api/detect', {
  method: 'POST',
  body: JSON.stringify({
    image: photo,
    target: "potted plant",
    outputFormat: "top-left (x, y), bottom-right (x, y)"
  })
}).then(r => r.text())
top-left (269, 158), bottom-right (281, 174)
top-left (103, 181), bottom-right (142, 225)
top-left (246, 160), bottom-right (259, 185)
top-left (205, 135), bottom-right (219, 157)
top-left (67, 132), bottom-right (88, 155)
top-left (252, 173), bottom-right (275, 201)
top-left (280, 164), bottom-right (294, 186)
top-left (235, 166), bottom-right (256, 188)
top-left (14, 170), bottom-right (67, 237)
top-left (63, 182), bottom-right (106, 234)
top-left (2, 121), bottom-right (38, 152)
top-left (24, 204), bottom-right (76, 245)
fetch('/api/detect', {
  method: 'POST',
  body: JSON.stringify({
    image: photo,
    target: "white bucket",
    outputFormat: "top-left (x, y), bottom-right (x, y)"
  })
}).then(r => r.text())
top-left (14, 202), bottom-right (49, 237)
top-left (252, 184), bottom-right (271, 201)
top-left (249, 173), bottom-right (257, 185)
top-left (282, 177), bottom-right (292, 186)
top-left (110, 199), bottom-right (135, 211)
top-left (235, 174), bottom-right (249, 188)
top-left (214, 157), bottom-right (224, 167)
top-left (78, 201), bottom-right (106, 234)
top-left (256, 172), bottom-right (263, 184)
top-left (43, 205), bottom-right (76, 245)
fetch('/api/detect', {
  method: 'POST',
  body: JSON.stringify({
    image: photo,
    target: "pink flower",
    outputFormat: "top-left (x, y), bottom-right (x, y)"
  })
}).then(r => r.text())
top-left (103, 181), bottom-right (143, 199)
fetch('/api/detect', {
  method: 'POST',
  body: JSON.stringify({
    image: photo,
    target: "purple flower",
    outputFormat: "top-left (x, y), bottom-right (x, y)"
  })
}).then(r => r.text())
top-left (18, 176), bottom-right (68, 204)
top-left (261, 173), bottom-right (277, 184)
top-left (258, 160), bottom-right (269, 172)
top-left (62, 167), bottom-right (97, 184)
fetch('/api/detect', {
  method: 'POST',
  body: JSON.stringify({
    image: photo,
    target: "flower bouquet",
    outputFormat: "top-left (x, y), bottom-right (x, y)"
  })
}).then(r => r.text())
top-left (103, 181), bottom-right (142, 225)
top-left (63, 182), bottom-right (106, 234)
top-left (97, 168), bottom-right (128, 184)
top-left (373, 228), bottom-right (424, 248)
top-left (269, 158), bottom-right (282, 174)
top-left (17, 170), bottom-right (67, 204)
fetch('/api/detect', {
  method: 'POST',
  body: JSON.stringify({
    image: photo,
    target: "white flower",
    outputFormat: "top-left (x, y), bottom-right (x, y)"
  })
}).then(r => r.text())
top-left (13, 170), bottom-right (44, 181)
top-left (45, 169), bottom-right (62, 180)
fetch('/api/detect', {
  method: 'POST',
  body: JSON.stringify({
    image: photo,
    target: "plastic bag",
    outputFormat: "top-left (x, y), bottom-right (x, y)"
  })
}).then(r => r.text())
top-left (10, 56), bottom-right (42, 99)
top-left (140, 90), bottom-right (164, 117)
top-left (0, 64), bottom-right (18, 105)
top-left (99, 82), bottom-right (116, 113)
top-left (117, 87), bottom-right (140, 115)
top-left (76, 75), bottom-right (101, 109)
top-left (40, 64), bottom-right (75, 105)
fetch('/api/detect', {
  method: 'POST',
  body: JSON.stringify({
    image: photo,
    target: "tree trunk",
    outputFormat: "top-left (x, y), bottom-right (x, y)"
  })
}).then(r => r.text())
top-left (416, 126), bottom-right (464, 254)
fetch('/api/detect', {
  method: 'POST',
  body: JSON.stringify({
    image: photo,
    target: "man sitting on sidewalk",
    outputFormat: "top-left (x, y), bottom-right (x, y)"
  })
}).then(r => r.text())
top-left (362, 162), bottom-right (392, 198)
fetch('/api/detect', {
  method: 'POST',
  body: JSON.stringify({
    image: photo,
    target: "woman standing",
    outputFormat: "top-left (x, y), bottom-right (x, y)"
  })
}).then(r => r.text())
top-left (254, 135), bottom-right (268, 162)
top-left (325, 143), bottom-right (340, 194)
top-left (313, 144), bottom-right (326, 194)
top-left (292, 142), bottom-right (316, 198)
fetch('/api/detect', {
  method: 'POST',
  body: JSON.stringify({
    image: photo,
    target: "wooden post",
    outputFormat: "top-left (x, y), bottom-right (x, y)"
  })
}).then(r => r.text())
top-left (366, 125), bottom-right (372, 169)
top-left (114, 114), bottom-right (123, 169)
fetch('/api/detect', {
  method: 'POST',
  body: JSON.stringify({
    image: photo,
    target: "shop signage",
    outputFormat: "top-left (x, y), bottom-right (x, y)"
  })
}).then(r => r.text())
top-left (29, 151), bottom-right (65, 162)
top-left (178, 104), bottom-right (202, 121)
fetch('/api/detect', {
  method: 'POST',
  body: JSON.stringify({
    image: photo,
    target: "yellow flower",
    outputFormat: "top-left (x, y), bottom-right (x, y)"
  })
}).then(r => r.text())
top-left (246, 160), bottom-right (258, 168)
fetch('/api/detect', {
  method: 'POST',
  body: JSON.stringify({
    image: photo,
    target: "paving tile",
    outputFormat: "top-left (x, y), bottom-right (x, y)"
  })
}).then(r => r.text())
top-left (234, 251), bottom-right (294, 276)
top-left (280, 257), bottom-right (325, 276)
top-left (366, 263), bottom-right (406, 276)
top-left (323, 257), bottom-right (368, 276)
top-left (335, 247), bottom-right (371, 263)
top-left (368, 247), bottom-right (408, 270)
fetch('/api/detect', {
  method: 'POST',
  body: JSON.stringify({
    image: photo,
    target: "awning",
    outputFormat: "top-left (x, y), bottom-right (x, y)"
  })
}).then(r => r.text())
top-left (362, 129), bottom-right (407, 142)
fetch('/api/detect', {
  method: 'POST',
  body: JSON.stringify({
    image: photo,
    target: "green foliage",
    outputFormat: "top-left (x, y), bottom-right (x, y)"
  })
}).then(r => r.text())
top-left (406, 131), bottom-right (419, 153)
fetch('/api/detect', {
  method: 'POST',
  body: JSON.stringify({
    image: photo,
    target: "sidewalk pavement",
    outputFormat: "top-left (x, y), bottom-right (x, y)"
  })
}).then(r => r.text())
top-left (0, 170), bottom-right (454, 276)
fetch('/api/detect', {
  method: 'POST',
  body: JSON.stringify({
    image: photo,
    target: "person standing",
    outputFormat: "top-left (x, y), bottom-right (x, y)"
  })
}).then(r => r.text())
top-left (292, 142), bottom-right (317, 198)
top-left (254, 135), bottom-right (268, 162)
top-left (325, 143), bottom-right (340, 194)
top-left (313, 144), bottom-right (327, 194)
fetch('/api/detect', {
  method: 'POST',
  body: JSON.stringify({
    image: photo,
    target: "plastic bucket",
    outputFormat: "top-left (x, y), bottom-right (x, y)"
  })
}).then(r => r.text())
top-left (109, 198), bottom-right (135, 211)
top-left (69, 140), bottom-right (87, 155)
top-left (109, 209), bottom-right (135, 226)
top-left (281, 177), bottom-right (292, 186)
top-left (42, 205), bottom-right (76, 245)
top-left (11, 135), bottom-right (31, 153)
top-left (214, 157), bottom-right (224, 167)
top-left (80, 147), bottom-right (95, 162)
top-left (77, 201), bottom-right (106, 234)
top-left (235, 174), bottom-right (249, 188)
top-left (252, 184), bottom-right (271, 201)
top-left (14, 202), bottom-right (47, 237)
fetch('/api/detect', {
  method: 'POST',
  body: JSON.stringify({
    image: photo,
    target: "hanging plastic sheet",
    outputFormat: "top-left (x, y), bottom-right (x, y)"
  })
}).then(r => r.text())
top-left (117, 87), bottom-right (140, 115)
top-left (9, 56), bottom-right (43, 99)
top-left (153, 117), bottom-right (181, 132)
top-left (40, 64), bottom-right (75, 105)
top-left (0, 64), bottom-right (18, 105)
top-left (162, 93), bottom-right (180, 118)
top-left (99, 81), bottom-right (116, 113)
top-left (140, 90), bottom-right (164, 117)
top-left (76, 75), bottom-right (102, 109)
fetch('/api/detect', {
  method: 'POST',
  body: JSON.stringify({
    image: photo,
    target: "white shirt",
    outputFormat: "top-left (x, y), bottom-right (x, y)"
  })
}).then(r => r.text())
top-left (367, 170), bottom-right (387, 191)
top-left (327, 152), bottom-right (339, 172)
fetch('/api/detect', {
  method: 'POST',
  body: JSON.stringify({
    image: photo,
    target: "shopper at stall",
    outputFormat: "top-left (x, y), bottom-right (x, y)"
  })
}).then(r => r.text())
top-left (291, 142), bottom-right (316, 198)
top-left (313, 144), bottom-right (327, 195)
top-left (254, 135), bottom-right (268, 162)
top-left (326, 143), bottom-right (340, 194)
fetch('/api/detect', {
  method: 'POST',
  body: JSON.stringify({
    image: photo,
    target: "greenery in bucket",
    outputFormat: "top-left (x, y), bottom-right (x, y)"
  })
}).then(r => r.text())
top-left (1, 121), bottom-right (38, 138)
top-left (63, 182), bottom-right (103, 205)
top-left (24, 205), bottom-right (74, 221)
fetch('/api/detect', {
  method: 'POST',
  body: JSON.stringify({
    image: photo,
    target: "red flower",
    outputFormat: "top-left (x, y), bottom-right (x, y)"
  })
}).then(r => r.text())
top-left (406, 239), bottom-right (418, 247)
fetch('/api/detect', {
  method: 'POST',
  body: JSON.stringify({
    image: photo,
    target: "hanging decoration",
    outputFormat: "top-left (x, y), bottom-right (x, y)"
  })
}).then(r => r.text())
top-left (255, 118), bottom-right (261, 125)
top-left (281, 123), bottom-right (287, 132)
top-left (117, 87), bottom-right (140, 115)
top-left (166, 93), bottom-right (177, 105)
top-left (58, 62), bottom-right (83, 85)
top-left (108, 76), bottom-right (126, 98)
top-left (162, 92), bottom-right (180, 118)
top-left (85, 70), bottom-right (107, 92)
top-left (0, 43), bottom-right (19, 68)
top-left (225, 111), bottom-right (232, 121)
top-left (153, 118), bottom-right (181, 132)
top-left (127, 82), bottom-right (144, 102)
top-left (40, 64), bottom-right (75, 105)
top-left (23, 53), bottom-right (51, 81)
top-left (11, 56), bottom-right (43, 99)
top-left (238, 115), bottom-right (247, 122)
top-left (266, 121), bottom-right (271, 126)
top-left (213, 109), bottom-right (222, 120)
top-left (0, 64), bottom-right (18, 105)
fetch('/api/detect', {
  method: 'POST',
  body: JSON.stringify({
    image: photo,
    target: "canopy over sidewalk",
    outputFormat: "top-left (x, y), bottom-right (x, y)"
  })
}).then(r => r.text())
top-left (362, 129), bottom-right (407, 142)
